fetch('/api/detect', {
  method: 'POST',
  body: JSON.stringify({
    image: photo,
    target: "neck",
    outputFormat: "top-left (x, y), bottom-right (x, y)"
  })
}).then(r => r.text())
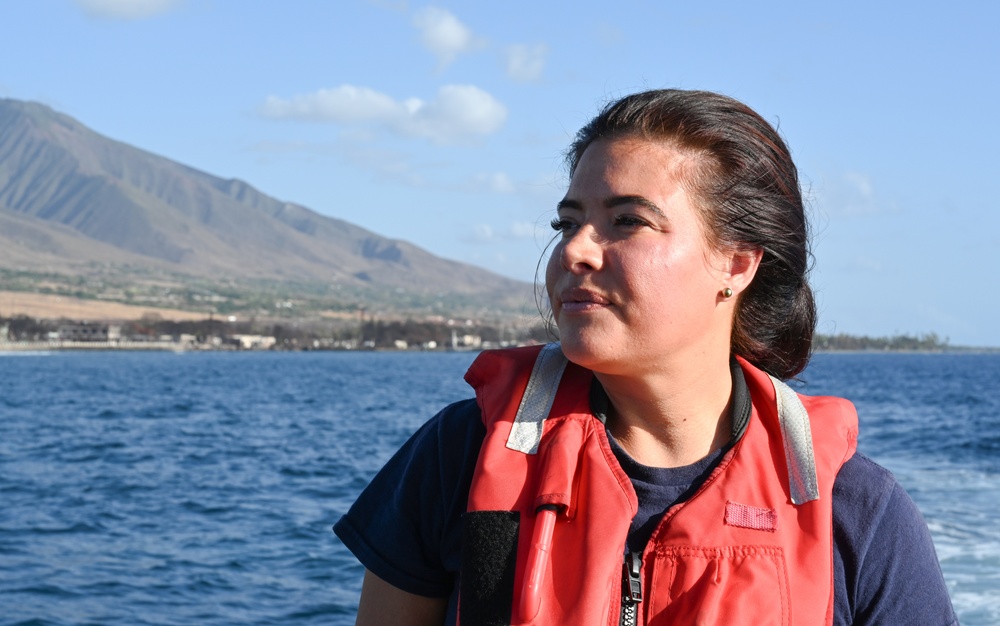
top-left (596, 356), bottom-right (734, 468)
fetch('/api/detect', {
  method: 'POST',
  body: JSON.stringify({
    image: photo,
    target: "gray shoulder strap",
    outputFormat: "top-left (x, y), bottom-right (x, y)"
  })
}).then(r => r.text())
top-left (505, 343), bottom-right (568, 454)
top-left (769, 374), bottom-right (820, 504)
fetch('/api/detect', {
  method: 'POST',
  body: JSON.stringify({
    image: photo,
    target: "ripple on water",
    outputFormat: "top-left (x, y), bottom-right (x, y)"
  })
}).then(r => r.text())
top-left (1, 351), bottom-right (995, 625)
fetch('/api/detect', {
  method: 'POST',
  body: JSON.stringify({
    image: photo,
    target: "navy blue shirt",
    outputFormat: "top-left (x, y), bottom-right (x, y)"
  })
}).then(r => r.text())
top-left (335, 398), bottom-right (958, 625)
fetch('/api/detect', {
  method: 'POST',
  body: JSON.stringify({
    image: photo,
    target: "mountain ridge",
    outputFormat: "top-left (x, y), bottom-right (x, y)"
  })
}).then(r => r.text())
top-left (0, 98), bottom-right (534, 315)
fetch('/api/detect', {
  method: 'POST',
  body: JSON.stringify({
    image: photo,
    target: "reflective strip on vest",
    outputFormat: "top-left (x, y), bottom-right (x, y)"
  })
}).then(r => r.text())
top-left (769, 374), bottom-right (820, 504)
top-left (505, 342), bottom-right (567, 454)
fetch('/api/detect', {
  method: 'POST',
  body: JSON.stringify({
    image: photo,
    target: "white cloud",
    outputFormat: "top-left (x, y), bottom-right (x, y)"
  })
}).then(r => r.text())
top-left (509, 221), bottom-right (538, 239)
top-left (338, 140), bottom-right (426, 187)
top-left (412, 7), bottom-right (482, 68)
top-left (464, 221), bottom-right (544, 245)
top-left (245, 140), bottom-right (338, 156)
top-left (74, 0), bottom-right (182, 19)
top-left (844, 171), bottom-right (874, 201)
top-left (261, 84), bottom-right (507, 144)
top-left (815, 170), bottom-right (897, 218)
top-left (471, 224), bottom-right (495, 242)
top-left (261, 85), bottom-right (400, 124)
top-left (410, 85), bottom-right (506, 141)
top-left (247, 136), bottom-right (426, 188)
top-left (505, 44), bottom-right (547, 82)
top-left (468, 172), bottom-right (516, 194)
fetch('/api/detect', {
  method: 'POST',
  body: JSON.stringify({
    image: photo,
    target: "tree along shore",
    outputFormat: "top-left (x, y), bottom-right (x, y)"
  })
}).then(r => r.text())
top-left (2, 315), bottom-right (990, 353)
top-left (0, 314), bottom-right (549, 351)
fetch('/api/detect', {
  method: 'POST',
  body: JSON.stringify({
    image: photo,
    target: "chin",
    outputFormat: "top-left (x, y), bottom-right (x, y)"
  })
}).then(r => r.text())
top-left (557, 333), bottom-right (613, 371)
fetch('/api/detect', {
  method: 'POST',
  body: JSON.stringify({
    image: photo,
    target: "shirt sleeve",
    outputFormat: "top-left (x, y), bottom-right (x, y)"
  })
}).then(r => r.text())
top-left (333, 398), bottom-right (484, 598)
top-left (832, 452), bottom-right (958, 626)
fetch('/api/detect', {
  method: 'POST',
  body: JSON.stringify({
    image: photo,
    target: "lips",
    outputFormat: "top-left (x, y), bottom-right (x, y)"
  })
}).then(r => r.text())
top-left (557, 287), bottom-right (611, 313)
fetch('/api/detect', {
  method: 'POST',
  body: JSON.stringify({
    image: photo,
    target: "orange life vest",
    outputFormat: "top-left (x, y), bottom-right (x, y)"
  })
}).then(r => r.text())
top-left (459, 343), bottom-right (858, 626)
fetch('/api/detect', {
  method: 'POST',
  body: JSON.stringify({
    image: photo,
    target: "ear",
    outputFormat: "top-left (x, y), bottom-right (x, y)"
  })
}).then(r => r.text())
top-left (721, 247), bottom-right (763, 296)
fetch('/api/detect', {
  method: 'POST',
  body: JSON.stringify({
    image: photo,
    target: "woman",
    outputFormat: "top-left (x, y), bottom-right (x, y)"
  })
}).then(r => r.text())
top-left (335, 90), bottom-right (958, 625)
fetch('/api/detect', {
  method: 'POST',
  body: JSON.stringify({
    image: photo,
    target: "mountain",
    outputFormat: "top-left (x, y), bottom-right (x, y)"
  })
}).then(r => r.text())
top-left (0, 98), bottom-right (534, 315)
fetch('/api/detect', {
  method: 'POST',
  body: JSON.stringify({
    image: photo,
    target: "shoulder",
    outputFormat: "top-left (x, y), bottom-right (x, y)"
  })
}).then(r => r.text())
top-left (832, 452), bottom-right (934, 555)
top-left (334, 399), bottom-right (484, 598)
top-left (429, 397), bottom-right (487, 448)
top-left (367, 398), bottom-right (485, 477)
top-left (832, 453), bottom-right (957, 625)
top-left (832, 452), bottom-right (899, 534)
top-left (369, 396), bottom-right (485, 507)
top-left (409, 398), bottom-right (486, 479)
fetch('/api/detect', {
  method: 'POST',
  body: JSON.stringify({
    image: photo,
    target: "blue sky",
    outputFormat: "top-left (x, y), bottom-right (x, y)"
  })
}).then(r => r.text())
top-left (3, 0), bottom-right (998, 347)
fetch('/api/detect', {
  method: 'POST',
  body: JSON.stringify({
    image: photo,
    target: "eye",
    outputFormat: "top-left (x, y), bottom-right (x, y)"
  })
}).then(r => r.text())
top-left (550, 217), bottom-right (576, 234)
top-left (613, 214), bottom-right (651, 228)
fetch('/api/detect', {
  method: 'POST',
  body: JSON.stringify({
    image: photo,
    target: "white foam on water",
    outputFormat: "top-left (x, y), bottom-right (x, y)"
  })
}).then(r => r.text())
top-left (874, 460), bottom-right (999, 625)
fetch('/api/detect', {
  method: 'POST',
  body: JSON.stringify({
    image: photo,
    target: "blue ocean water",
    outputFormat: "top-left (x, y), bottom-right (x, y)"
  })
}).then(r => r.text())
top-left (0, 350), bottom-right (996, 625)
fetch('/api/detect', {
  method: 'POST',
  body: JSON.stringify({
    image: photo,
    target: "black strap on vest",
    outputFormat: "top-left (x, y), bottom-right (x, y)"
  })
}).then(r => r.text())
top-left (460, 510), bottom-right (519, 626)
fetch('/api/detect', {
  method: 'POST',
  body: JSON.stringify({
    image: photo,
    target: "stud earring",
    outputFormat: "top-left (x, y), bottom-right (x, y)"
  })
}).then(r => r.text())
top-left (722, 287), bottom-right (733, 298)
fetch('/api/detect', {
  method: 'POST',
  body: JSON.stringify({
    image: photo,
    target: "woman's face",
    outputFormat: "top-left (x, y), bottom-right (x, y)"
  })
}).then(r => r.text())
top-left (545, 137), bottom-right (734, 376)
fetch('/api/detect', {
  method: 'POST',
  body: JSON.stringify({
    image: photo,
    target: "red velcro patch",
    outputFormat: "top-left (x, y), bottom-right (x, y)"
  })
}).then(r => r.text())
top-left (724, 501), bottom-right (778, 532)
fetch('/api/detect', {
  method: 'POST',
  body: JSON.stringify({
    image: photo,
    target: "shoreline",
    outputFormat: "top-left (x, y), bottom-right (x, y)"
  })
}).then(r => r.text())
top-left (2, 340), bottom-right (997, 354)
top-left (0, 340), bottom-right (491, 353)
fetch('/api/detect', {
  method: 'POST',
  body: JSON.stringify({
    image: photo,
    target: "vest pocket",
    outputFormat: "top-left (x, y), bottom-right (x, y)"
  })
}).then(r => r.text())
top-left (646, 545), bottom-right (789, 626)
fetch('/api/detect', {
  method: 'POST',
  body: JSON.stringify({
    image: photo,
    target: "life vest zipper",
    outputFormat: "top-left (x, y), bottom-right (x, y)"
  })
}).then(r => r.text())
top-left (619, 550), bottom-right (643, 626)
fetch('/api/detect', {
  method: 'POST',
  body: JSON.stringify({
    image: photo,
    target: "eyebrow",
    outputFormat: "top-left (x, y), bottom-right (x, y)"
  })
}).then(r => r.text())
top-left (556, 195), bottom-right (666, 217)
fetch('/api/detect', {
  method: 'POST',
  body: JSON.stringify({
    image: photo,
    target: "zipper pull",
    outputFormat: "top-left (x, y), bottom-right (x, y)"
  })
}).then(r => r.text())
top-left (619, 551), bottom-right (643, 626)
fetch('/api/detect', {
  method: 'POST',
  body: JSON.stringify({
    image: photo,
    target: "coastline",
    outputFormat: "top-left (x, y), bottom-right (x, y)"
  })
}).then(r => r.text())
top-left (2, 340), bottom-right (997, 354)
top-left (0, 340), bottom-right (202, 353)
top-left (0, 340), bottom-right (494, 353)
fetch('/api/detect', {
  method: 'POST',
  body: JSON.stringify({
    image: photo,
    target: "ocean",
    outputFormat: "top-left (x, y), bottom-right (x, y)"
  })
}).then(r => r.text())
top-left (1, 350), bottom-right (996, 625)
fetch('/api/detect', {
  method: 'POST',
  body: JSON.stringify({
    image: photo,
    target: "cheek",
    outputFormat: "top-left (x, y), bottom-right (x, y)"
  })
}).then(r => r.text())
top-left (623, 243), bottom-right (710, 305)
top-left (622, 242), bottom-right (674, 286)
top-left (544, 242), bottom-right (563, 294)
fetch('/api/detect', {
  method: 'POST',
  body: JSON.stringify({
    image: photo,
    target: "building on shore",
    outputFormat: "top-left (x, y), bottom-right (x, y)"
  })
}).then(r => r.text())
top-left (57, 323), bottom-right (122, 342)
top-left (231, 334), bottom-right (277, 350)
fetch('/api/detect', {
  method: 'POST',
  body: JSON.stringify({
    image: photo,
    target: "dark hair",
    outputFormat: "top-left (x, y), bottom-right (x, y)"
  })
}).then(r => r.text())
top-left (567, 89), bottom-right (814, 379)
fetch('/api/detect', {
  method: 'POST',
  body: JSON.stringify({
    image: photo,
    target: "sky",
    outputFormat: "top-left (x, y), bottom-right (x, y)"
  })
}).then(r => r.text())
top-left (2, 0), bottom-right (999, 347)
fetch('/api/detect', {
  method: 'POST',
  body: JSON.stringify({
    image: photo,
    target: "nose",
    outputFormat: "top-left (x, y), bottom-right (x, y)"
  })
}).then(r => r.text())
top-left (559, 224), bottom-right (603, 273)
